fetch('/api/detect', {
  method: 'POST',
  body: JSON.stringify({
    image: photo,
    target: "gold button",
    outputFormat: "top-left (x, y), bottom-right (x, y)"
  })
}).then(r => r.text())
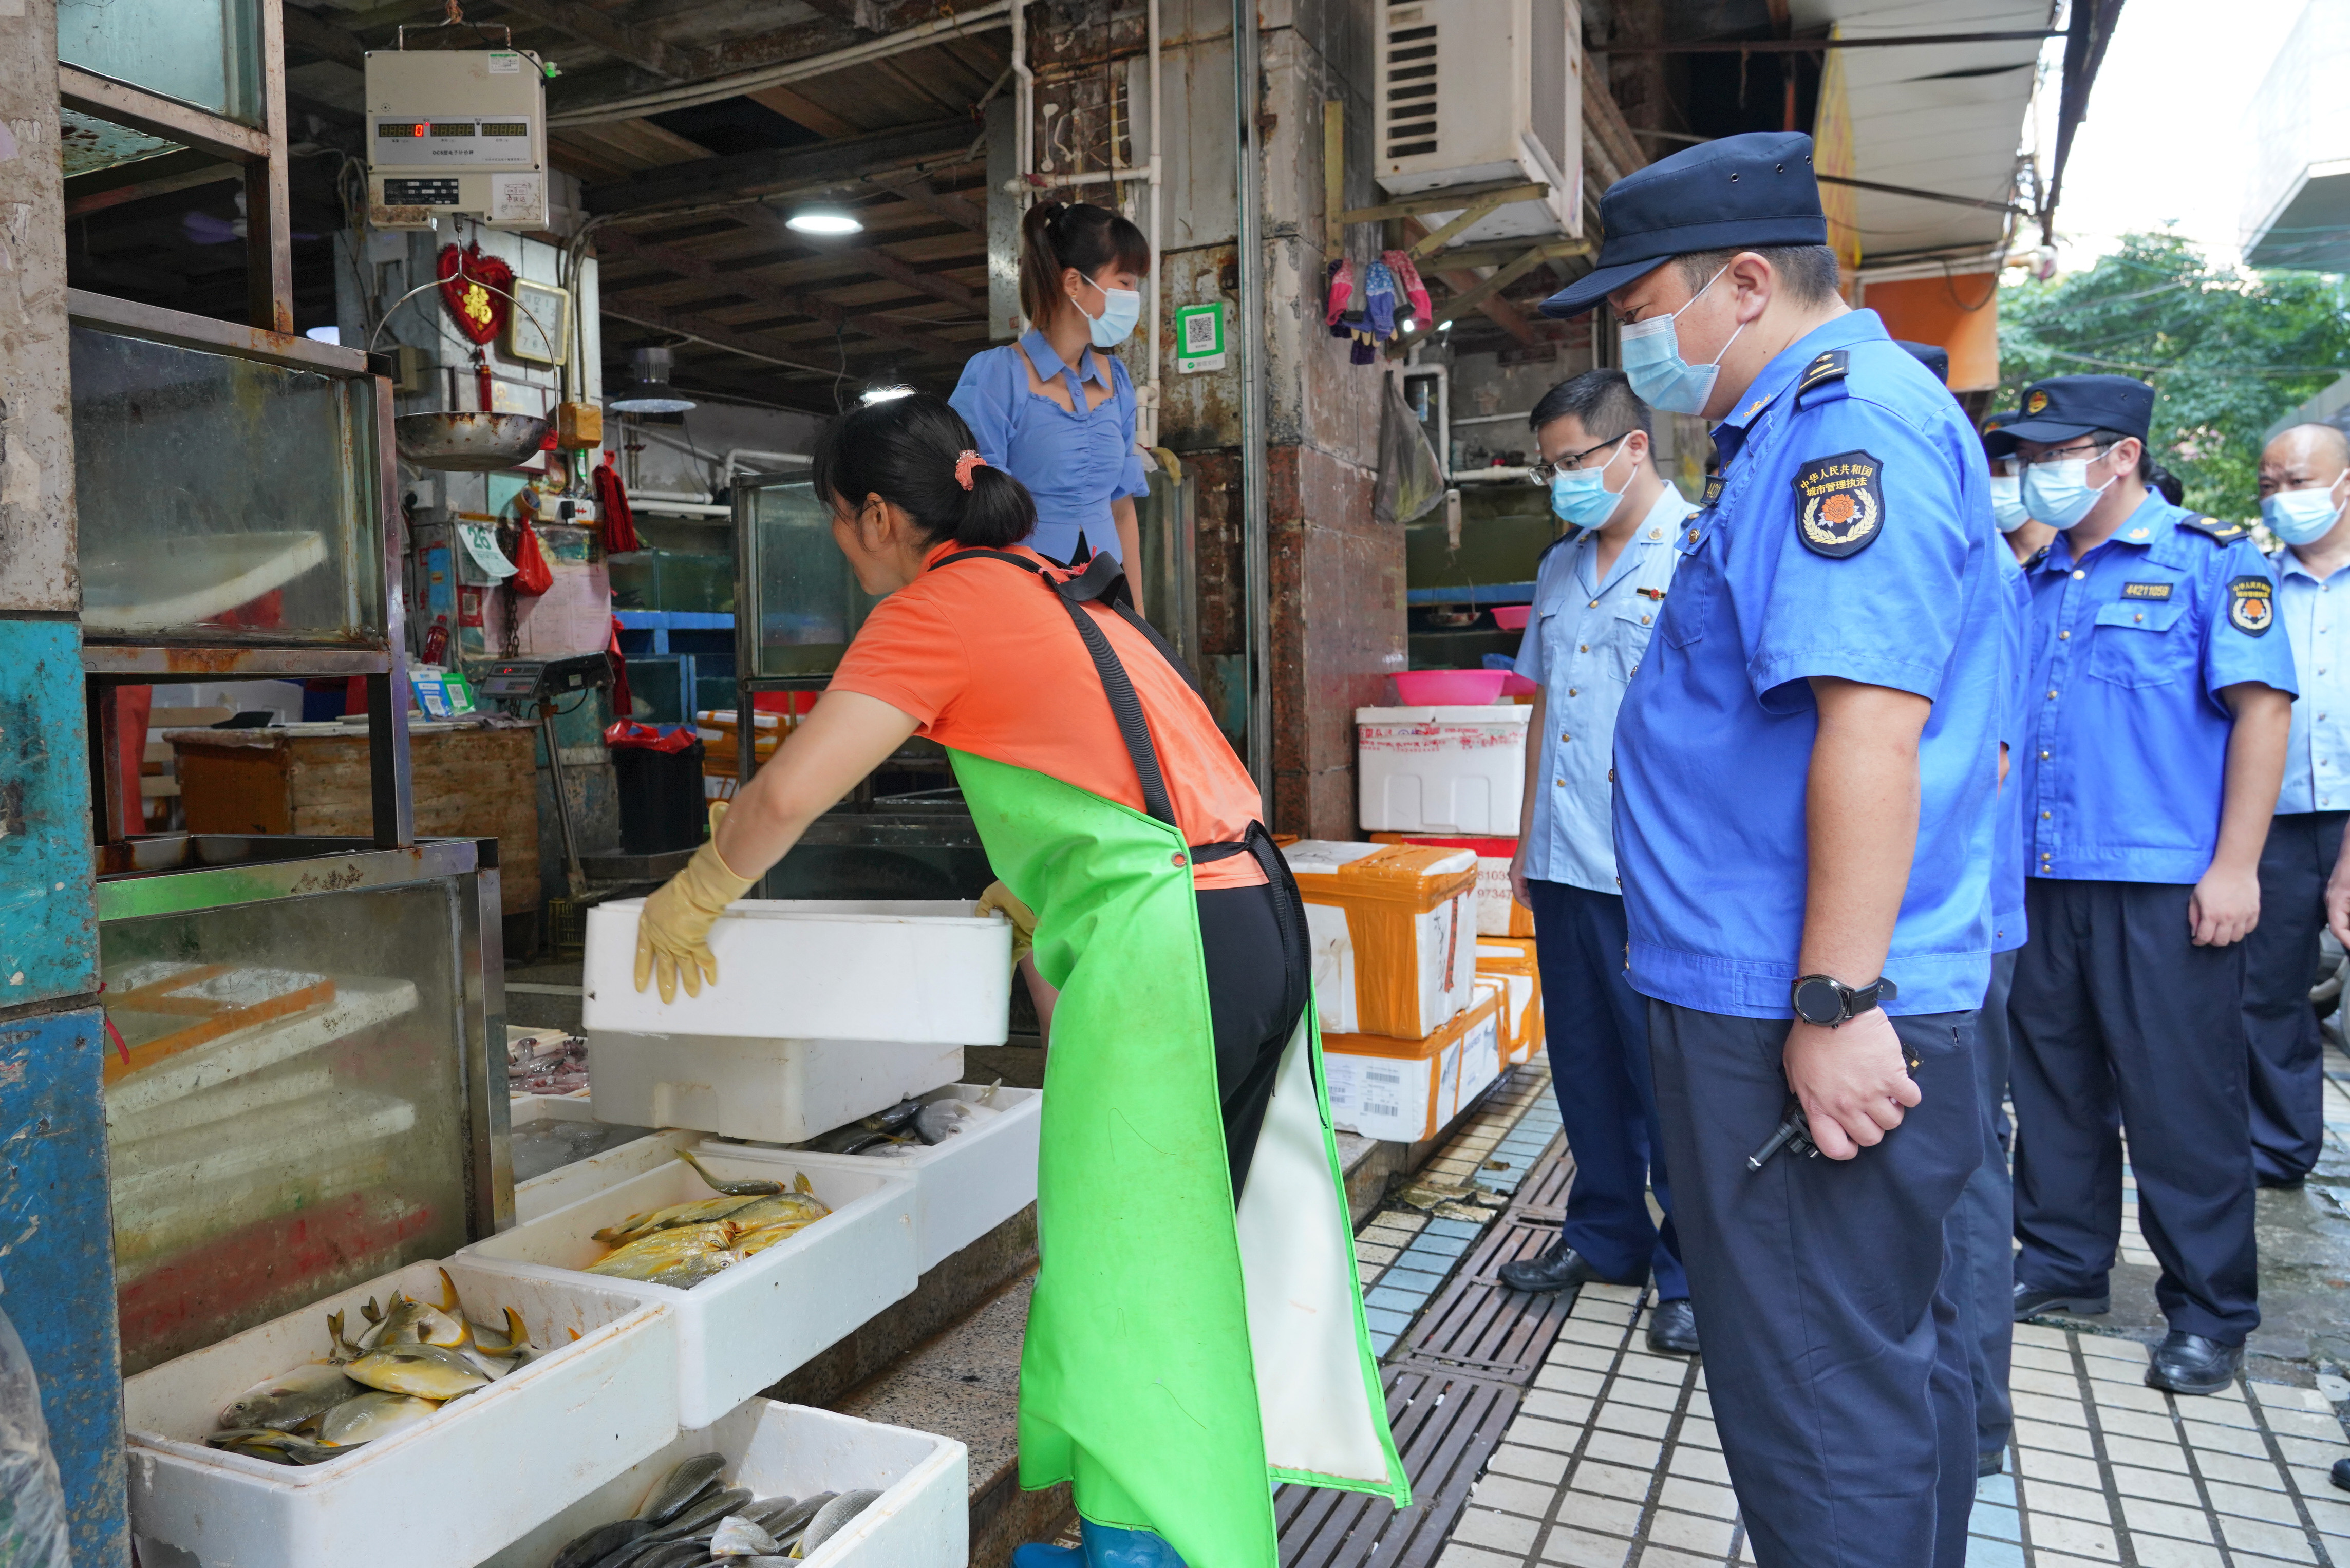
top-left (2073, 570), bottom-right (2086, 580)
top-left (1562, 734), bottom-right (1571, 742)
top-left (1649, 530), bottom-right (1661, 539)
top-left (2042, 810), bottom-right (2052, 819)
top-left (1589, 599), bottom-right (1599, 608)
top-left (2040, 750), bottom-right (2050, 760)
top-left (1579, 644), bottom-right (1589, 653)
top-left (1567, 689), bottom-right (1577, 697)
top-left (1688, 529), bottom-right (1700, 542)
top-left (1641, 614), bottom-right (1652, 624)
top-left (2134, 613), bottom-right (2144, 623)
top-left (2059, 631), bottom-right (2070, 640)
top-left (1608, 768), bottom-right (1616, 782)
top-left (1554, 778), bottom-right (1565, 787)
top-left (2048, 690), bottom-right (2058, 699)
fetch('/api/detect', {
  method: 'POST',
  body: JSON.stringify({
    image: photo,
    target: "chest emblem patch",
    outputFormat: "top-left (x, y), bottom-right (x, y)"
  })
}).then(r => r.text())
top-left (2120, 581), bottom-right (2172, 600)
top-left (1792, 450), bottom-right (1885, 557)
top-left (1701, 475), bottom-right (1725, 507)
top-left (2228, 576), bottom-right (2274, 636)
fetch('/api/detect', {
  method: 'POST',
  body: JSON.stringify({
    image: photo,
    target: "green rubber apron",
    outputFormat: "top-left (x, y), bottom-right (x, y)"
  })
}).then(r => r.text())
top-left (933, 549), bottom-right (1409, 1567)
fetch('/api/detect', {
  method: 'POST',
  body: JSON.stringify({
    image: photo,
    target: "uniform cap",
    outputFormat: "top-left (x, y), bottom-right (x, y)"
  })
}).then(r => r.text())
top-left (1984, 374), bottom-right (2155, 455)
top-left (1540, 132), bottom-right (1828, 319)
top-left (1894, 341), bottom-right (1949, 384)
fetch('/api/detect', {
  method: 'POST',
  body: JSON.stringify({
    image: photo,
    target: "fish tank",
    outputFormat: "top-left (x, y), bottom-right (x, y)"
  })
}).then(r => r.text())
top-left (99, 839), bottom-right (503, 1373)
top-left (57, 0), bottom-right (261, 126)
top-left (69, 300), bottom-right (390, 650)
top-left (736, 477), bottom-right (879, 677)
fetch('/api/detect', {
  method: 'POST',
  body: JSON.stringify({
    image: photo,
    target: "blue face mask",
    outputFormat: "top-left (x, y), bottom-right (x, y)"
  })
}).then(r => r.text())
top-left (1547, 439), bottom-right (1634, 529)
top-left (1076, 276), bottom-right (1143, 348)
top-left (2020, 457), bottom-right (2114, 530)
top-left (2261, 473), bottom-right (2348, 545)
top-left (1987, 474), bottom-right (2032, 535)
top-left (1618, 265), bottom-right (1744, 416)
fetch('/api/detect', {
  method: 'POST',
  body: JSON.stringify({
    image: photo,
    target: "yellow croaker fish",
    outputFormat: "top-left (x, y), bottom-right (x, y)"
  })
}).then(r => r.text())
top-left (219, 1362), bottom-right (362, 1431)
top-left (676, 1147), bottom-right (785, 1198)
top-left (586, 1219), bottom-right (741, 1282)
top-left (311, 1390), bottom-right (439, 1446)
top-left (344, 1343), bottom-right (492, 1399)
top-left (590, 1195), bottom-right (761, 1247)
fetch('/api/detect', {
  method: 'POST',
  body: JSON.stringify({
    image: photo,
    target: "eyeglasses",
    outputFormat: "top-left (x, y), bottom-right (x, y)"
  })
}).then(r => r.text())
top-left (2019, 440), bottom-right (2113, 468)
top-left (1530, 433), bottom-right (1628, 485)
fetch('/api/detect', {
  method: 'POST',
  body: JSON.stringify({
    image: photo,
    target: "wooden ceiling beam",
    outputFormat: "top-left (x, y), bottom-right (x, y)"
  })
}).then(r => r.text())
top-left (491, 0), bottom-right (695, 79)
top-left (582, 118), bottom-right (972, 213)
top-left (724, 204), bottom-right (980, 311)
top-left (868, 174), bottom-right (985, 234)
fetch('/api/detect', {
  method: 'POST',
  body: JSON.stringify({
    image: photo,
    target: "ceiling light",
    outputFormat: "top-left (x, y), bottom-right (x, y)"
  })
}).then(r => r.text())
top-left (860, 385), bottom-right (915, 406)
top-left (786, 206), bottom-right (862, 235)
top-left (1397, 316), bottom-right (1418, 334)
top-left (608, 345), bottom-right (697, 415)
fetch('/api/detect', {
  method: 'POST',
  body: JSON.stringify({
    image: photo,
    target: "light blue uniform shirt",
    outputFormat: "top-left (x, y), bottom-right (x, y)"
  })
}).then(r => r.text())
top-left (1994, 549), bottom-right (2031, 952)
top-left (1512, 484), bottom-right (1694, 895)
top-left (2017, 494), bottom-right (2298, 883)
top-left (2274, 550), bottom-right (2350, 814)
top-left (1612, 310), bottom-right (2006, 1018)
top-left (948, 330), bottom-right (1150, 564)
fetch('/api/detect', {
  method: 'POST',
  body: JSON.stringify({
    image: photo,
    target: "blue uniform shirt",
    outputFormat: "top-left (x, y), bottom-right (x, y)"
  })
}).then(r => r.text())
top-left (948, 331), bottom-right (1150, 564)
top-left (1612, 309), bottom-right (2006, 1018)
top-left (1513, 484), bottom-right (1695, 894)
top-left (1994, 550), bottom-right (2031, 952)
top-left (2017, 494), bottom-right (2297, 883)
top-left (2274, 550), bottom-right (2350, 814)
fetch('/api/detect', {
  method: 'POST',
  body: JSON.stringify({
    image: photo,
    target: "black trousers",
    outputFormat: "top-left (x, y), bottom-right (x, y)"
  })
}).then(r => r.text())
top-left (1198, 882), bottom-right (1308, 1198)
top-left (2242, 811), bottom-right (2342, 1185)
top-left (1648, 1002), bottom-right (1980, 1568)
top-left (2008, 878), bottom-right (2259, 1342)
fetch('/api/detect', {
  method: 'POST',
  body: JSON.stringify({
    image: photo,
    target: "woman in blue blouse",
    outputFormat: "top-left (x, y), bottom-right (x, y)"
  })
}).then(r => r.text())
top-left (950, 200), bottom-right (1151, 580)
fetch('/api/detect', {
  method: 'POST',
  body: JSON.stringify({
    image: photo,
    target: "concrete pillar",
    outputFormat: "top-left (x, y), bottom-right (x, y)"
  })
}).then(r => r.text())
top-left (0, 0), bottom-right (127, 1559)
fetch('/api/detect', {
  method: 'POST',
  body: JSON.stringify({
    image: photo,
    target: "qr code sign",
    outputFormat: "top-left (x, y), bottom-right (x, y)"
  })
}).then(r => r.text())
top-left (1184, 309), bottom-right (1219, 354)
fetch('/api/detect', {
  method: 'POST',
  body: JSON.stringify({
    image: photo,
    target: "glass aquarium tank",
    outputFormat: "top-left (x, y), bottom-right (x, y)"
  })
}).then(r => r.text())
top-left (100, 849), bottom-right (494, 1373)
top-left (71, 324), bottom-right (385, 646)
top-left (739, 478), bottom-right (879, 676)
top-left (57, 0), bottom-right (261, 124)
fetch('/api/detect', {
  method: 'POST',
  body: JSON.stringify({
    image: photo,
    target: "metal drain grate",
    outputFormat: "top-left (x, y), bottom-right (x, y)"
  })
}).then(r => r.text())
top-left (1455, 1213), bottom-right (1564, 1285)
top-left (1396, 1265), bottom-right (1578, 1378)
top-left (1507, 1147), bottom-right (1573, 1220)
top-left (1277, 1364), bottom-right (1521, 1568)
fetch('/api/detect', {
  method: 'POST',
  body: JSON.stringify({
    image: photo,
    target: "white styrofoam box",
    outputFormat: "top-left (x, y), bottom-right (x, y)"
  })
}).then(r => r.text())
top-left (515, 1128), bottom-right (698, 1225)
top-left (509, 1091), bottom-right (597, 1125)
top-left (457, 1152), bottom-right (918, 1427)
top-left (1456, 980), bottom-right (1505, 1111)
top-left (587, 1032), bottom-right (966, 1146)
top-left (476, 1399), bottom-right (966, 1568)
top-left (1287, 841), bottom-right (1477, 1040)
top-left (582, 899), bottom-right (1011, 1044)
top-left (1356, 705), bottom-right (1530, 836)
top-left (1476, 942), bottom-right (1542, 1068)
top-left (1469, 853), bottom-right (1535, 937)
top-left (1320, 989), bottom-right (1503, 1144)
top-left (708, 1084), bottom-right (1042, 1273)
top-left (124, 1260), bottom-right (677, 1568)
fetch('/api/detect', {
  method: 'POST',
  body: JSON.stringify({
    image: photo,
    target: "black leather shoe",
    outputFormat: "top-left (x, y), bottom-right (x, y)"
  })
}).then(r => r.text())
top-left (1646, 1297), bottom-right (1700, 1355)
top-left (2146, 1331), bottom-right (2243, 1396)
top-left (1498, 1240), bottom-right (1605, 1294)
top-left (2330, 1457), bottom-right (2350, 1492)
top-left (2013, 1281), bottom-right (2109, 1320)
top-left (1978, 1450), bottom-right (2006, 1478)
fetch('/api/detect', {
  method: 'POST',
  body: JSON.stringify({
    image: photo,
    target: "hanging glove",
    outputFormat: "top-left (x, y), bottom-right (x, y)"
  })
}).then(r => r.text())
top-left (1350, 326), bottom-right (1379, 366)
top-left (975, 880), bottom-right (1039, 971)
top-left (1363, 260), bottom-right (1398, 341)
top-left (1324, 257), bottom-right (1355, 326)
top-left (634, 801), bottom-right (755, 1002)
top-left (1384, 249), bottom-right (1432, 323)
top-left (594, 452), bottom-right (641, 554)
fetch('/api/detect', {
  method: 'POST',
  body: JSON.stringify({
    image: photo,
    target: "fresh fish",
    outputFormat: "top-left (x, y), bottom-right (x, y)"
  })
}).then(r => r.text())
top-left (588, 1219), bottom-right (742, 1283)
top-left (435, 1267), bottom-right (462, 1313)
top-left (219, 1363), bottom-right (362, 1431)
top-left (914, 1101), bottom-right (964, 1144)
top-left (743, 1496), bottom-right (800, 1532)
top-left (472, 1306), bottom-right (530, 1357)
top-left (709, 1514), bottom-right (781, 1555)
top-left (206, 1428), bottom-right (344, 1466)
top-left (345, 1343), bottom-right (492, 1399)
top-left (325, 1310), bottom-right (365, 1364)
top-left (592, 1195), bottom-right (761, 1246)
top-left (978, 1078), bottom-right (1003, 1106)
top-left (550, 1518), bottom-right (651, 1568)
top-left (868, 1098), bottom-right (923, 1130)
top-left (636, 1451), bottom-right (727, 1524)
top-left (621, 1544), bottom-right (712, 1568)
top-left (359, 1296), bottom-right (384, 1325)
top-left (759, 1493), bottom-right (831, 1549)
top-left (461, 1345), bottom-right (524, 1378)
top-left (678, 1147), bottom-right (787, 1197)
top-left (357, 1294), bottom-right (420, 1351)
top-left (730, 1222), bottom-right (815, 1262)
top-left (721, 1189), bottom-right (830, 1230)
top-left (796, 1489), bottom-right (880, 1556)
top-left (646, 1484), bottom-right (752, 1542)
top-left (312, 1391), bottom-right (438, 1446)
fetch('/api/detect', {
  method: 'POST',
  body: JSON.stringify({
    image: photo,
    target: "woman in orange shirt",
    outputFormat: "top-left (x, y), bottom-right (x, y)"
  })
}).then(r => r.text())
top-left (632, 395), bottom-right (1406, 1568)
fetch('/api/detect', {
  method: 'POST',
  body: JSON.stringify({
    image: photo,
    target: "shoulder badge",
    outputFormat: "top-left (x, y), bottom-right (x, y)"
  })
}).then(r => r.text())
top-left (2177, 514), bottom-right (2253, 545)
top-left (2228, 575), bottom-right (2274, 636)
top-left (1700, 474), bottom-right (1725, 507)
top-left (1791, 450), bottom-right (1885, 558)
top-left (1795, 349), bottom-right (1849, 406)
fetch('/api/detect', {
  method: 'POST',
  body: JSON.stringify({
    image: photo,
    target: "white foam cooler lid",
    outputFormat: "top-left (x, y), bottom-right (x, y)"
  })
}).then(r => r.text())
top-left (1283, 839), bottom-right (1478, 876)
top-left (1356, 705), bottom-right (1533, 724)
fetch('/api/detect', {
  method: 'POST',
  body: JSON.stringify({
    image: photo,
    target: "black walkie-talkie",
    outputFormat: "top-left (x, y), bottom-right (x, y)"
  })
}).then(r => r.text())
top-left (1747, 1040), bottom-right (1924, 1172)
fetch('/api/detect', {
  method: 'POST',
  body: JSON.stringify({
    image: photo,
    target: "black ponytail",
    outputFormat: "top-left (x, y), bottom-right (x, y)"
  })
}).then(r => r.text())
top-left (811, 393), bottom-right (1036, 551)
top-left (2148, 463), bottom-right (2185, 507)
top-left (1018, 199), bottom-right (1150, 329)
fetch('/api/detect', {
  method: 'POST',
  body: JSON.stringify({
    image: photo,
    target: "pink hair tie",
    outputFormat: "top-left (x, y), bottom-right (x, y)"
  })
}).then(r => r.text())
top-left (954, 450), bottom-right (987, 490)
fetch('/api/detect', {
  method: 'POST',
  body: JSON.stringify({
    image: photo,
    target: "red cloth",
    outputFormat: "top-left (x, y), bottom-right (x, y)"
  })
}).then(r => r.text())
top-left (595, 454), bottom-right (641, 554)
top-left (607, 615), bottom-right (633, 721)
top-left (604, 721), bottom-right (694, 753)
top-left (511, 524), bottom-right (554, 595)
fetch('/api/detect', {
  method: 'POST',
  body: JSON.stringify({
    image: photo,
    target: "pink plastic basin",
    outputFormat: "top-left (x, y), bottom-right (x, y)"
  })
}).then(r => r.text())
top-left (1393, 669), bottom-right (1509, 705)
top-left (1498, 671), bottom-right (1537, 697)
top-left (1491, 604), bottom-right (1532, 632)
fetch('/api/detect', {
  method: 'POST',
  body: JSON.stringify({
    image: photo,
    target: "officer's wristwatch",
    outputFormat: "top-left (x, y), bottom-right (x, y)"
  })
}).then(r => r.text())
top-left (1789, 973), bottom-right (1899, 1027)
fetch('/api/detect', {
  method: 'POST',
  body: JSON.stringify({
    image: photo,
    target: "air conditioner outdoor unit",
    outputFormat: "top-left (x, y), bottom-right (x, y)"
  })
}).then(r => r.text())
top-left (1374, 0), bottom-right (1581, 245)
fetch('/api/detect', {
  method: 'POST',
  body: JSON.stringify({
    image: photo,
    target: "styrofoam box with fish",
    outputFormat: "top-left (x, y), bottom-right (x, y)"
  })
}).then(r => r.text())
top-left (1356, 704), bottom-right (1531, 836)
top-left (476, 1399), bottom-right (966, 1568)
top-left (581, 899), bottom-right (1010, 1143)
top-left (515, 1128), bottom-right (698, 1225)
top-left (124, 1260), bottom-right (679, 1568)
top-left (457, 1152), bottom-right (918, 1427)
top-left (710, 1084), bottom-right (1042, 1273)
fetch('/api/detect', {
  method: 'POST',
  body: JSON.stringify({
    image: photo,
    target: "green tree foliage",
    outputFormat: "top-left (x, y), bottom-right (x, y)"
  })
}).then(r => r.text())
top-left (1996, 233), bottom-right (2350, 517)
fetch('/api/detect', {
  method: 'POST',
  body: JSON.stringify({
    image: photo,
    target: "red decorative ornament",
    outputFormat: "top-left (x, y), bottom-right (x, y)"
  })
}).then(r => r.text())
top-left (435, 242), bottom-right (513, 346)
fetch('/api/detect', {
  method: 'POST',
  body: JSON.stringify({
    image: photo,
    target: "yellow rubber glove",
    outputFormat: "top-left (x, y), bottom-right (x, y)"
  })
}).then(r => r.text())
top-left (975, 880), bottom-right (1038, 970)
top-left (634, 802), bottom-right (755, 1003)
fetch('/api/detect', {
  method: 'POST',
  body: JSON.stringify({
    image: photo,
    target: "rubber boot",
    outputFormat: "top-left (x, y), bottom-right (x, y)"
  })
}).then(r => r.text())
top-left (1081, 1523), bottom-right (1188, 1567)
